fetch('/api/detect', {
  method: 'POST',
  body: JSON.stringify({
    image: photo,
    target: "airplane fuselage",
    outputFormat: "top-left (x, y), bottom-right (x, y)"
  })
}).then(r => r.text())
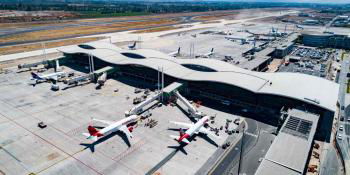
top-left (179, 116), bottom-right (209, 142)
top-left (33, 71), bottom-right (65, 81)
top-left (98, 115), bottom-right (138, 136)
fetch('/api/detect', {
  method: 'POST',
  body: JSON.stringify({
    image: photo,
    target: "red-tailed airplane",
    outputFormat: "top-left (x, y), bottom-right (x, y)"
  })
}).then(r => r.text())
top-left (169, 115), bottom-right (219, 144)
top-left (82, 115), bottom-right (139, 142)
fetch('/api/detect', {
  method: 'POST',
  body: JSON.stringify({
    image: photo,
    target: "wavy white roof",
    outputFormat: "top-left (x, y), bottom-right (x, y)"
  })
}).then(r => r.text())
top-left (58, 41), bottom-right (339, 112)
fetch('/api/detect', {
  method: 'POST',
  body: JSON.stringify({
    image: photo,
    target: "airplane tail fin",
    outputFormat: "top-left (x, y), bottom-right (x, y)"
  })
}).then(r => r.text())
top-left (88, 125), bottom-right (99, 135)
top-left (129, 41), bottom-right (136, 49)
top-left (31, 72), bottom-right (40, 79)
top-left (55, 60), bottom-right (60, 72)
top-left (84, 125), bottom-right (102, 141)
top-left (211, 48), bottom-right (214, 53)
top-left (178, 47), bottom-right (181, 54)
top-left (169, 135), bottom-right (190, 144)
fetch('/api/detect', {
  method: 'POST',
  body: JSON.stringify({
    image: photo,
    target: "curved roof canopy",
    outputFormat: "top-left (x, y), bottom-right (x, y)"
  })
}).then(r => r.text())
top-left (58, 41), bottom-right (339, 112)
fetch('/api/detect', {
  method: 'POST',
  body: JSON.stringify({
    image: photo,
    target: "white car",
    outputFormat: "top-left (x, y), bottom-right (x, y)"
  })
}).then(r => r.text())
top-left (339, 125), bottom-right (344, 131)
top-left (338, 134), bottom-right (342, 140)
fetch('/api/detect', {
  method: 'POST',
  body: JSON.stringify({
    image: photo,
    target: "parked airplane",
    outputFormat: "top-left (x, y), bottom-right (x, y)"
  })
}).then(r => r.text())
top-left (168, 47), bottom-right (181, 57)
top-left (169, 115), bottom-right (218, 144)
top-left (128, 41), bottom-right (137, 50)
top-left (31, 71), bottom-right (65, 83)
top-left (97, 72), bottom-right (107, 86)
top-left (82, 115), bottom-right (140, 142)
top-left (30, 60), bottom-right (65, 83)
top-left (296, 25), bottom-right (304, 30)
top-left (196, 48), bottom-right (214, 58)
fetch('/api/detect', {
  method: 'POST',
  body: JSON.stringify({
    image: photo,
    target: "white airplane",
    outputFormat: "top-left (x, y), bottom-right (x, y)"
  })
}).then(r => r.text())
top-left (82, 115), bottom-right (139, 142)
top-left (168, 47), bottom-right (181, 57)
top-left (128, 41), bottom-right (137, 50)
top-left (296, 25), bottom-right (304, 30)
top-left (196, 48), bottom-right (214, 58)
top-left (169, 115), bottom-right (218, 144)
top-left (97, 72), bottom-right (107, 86)
top-left (31, 71), bottom-right (65, 83)
top-left (30, 60), bottom-right (65, 83)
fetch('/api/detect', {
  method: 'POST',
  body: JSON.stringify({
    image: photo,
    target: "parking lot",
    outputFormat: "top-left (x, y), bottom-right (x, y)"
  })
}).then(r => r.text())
top-left (279, 46), bottom-right (334, 78)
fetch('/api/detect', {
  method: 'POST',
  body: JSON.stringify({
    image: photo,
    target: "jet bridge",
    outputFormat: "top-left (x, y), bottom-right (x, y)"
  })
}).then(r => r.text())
top-left (17, 56), bottom-right (63, 70)
top-left (174, 91), bottom-right (203, 118)
top-left (93, 66), bottom-right (115, 77)
top-left (125, 82), bottom-right (183, 116)
top-left (64, 73), bottom-right (93, 86)
top-left (125, 92), bottom-right (163, 116)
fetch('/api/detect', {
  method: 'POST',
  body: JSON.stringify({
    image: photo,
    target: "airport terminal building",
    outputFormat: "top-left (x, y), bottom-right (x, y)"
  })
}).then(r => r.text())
top-left (302, 32), bottom-right (350, 49)
top-left (59, 41), bottom-right (339, 139)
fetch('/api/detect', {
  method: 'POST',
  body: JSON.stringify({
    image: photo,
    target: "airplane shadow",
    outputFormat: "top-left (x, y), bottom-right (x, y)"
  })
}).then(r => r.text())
top-left (80, 131), bottom-right (131, 153)
top-left (167, 143), bottom-right (188, 155)
top-left (29, 81), bottom-right (45, 87)
top-left (95, 84), bottom-right (102, 90)
top-left (199, 133), bottom-right (219, 148)
top-left (174, 103), bottom-right (197, 123)
top-left (61, 82), bottom-right (90, 91)
top-left (155, 134), bottom-right (219, 175)
top-left (167, 128), bottom-right (182, 132)
top-left (141, 102), bottom-right (160, 115)
top-left (145, 145), bottom-right (182, 175)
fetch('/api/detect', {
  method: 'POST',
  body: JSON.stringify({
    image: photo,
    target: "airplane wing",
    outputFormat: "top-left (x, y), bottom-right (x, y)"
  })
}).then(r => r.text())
top-left (92, 118), bottom-right (114, 125)
top-left (199, 127), bottom-right (220, 139)
top-left (120, 125), bottom-right (133, 139)
top-left (169, 121), bottom-right (193, 129)
top-left (49, 76), bottom-right (58, 81)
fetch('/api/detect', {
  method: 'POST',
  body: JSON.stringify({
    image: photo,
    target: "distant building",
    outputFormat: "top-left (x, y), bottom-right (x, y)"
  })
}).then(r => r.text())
top-left (302, 33), bottom-right (331, 48)
top-left (303, 19), bottom-right (320, 25)
top-left (338, 15), bottom-right (349, 20)
top-left (302, 32), bottom-right (350, 49)
top-left (273, 33), bottom-right (299, 58)
top-left (332, 15), bottom-right (349, 27)
top-left (298, 13), bottom-right (310, 17)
